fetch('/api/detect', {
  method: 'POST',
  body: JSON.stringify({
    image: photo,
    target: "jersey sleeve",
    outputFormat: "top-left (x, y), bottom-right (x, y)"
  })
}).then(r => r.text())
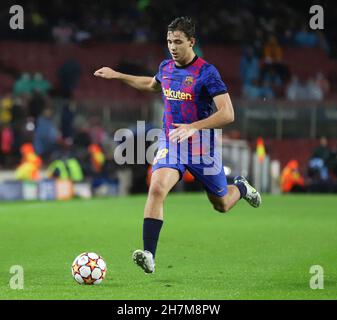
top-left (155, 61), bottom-right (165, 83)
top-left (203, 64), bottom-right (228, 97)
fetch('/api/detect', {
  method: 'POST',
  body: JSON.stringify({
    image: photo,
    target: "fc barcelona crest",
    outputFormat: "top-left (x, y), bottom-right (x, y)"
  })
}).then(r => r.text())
top-left (184, 76), bottom-right (194, 86)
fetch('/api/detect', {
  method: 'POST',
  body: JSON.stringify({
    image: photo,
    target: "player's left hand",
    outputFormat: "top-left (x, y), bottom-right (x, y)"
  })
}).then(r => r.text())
top-left (169, 123), bottom-right (198, 143)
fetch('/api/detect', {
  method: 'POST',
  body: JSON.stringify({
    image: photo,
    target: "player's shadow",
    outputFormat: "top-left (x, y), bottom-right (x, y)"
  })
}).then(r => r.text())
top-left (153, 279), bottom-right (180, 287)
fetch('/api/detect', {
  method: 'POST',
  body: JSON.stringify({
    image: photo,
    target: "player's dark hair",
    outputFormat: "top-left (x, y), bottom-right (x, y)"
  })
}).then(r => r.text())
top-left (168, 17), bottom-right (196, 39)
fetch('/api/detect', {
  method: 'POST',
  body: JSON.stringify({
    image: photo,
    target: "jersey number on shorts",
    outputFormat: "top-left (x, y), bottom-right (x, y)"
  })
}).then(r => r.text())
top-left (153, 148), bottom-right (168, 164)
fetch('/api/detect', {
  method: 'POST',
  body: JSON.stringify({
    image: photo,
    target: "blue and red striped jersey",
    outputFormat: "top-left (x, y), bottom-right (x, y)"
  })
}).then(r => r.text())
top-left (155, 55), bottom-right (227, 135)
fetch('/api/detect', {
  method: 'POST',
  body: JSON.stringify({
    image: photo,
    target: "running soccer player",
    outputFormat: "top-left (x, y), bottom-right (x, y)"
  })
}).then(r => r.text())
top-left (94, 17), bottom-right (261, 274)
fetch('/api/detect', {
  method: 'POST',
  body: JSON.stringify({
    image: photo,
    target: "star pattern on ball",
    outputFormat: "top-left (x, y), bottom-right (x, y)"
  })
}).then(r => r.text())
top-left (83, 276), bottom-right (94, 285)
top-left (73, 264), bottom-right (80, 273)
top-left (87, 259), bottom-right (98, 271)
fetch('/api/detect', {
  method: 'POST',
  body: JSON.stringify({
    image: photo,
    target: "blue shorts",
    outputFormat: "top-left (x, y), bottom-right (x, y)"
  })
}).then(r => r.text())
top-left (152, 134), bottom-right (228, 197)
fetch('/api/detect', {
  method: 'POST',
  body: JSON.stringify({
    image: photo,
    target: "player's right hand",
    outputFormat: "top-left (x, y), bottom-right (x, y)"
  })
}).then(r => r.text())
top-left (94, 67), bottom-right (119, 79)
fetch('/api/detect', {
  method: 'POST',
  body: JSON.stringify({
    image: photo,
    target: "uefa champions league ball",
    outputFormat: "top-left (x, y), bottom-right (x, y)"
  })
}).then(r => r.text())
top-left (71, 252), bottom-right (107, 285)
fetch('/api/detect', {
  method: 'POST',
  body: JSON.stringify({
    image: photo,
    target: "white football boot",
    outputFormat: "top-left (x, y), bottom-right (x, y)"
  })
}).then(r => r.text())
top-left (132, 249), bottom-right (155, 274)
top-left (234, 176), bottom-right (262, 208)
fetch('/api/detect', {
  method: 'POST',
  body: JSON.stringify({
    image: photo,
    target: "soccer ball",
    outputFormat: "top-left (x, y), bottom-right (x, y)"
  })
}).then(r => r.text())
top-left (71, 252), bottom-right (107, 285)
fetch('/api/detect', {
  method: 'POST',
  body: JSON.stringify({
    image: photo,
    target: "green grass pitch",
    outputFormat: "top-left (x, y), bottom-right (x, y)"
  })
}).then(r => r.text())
top-left (0, 193), bottom-right (336, 300)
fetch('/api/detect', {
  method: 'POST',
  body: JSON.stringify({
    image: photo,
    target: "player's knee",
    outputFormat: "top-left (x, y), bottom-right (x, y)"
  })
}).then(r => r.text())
top-left (149, 182), bottom-right (167, 199)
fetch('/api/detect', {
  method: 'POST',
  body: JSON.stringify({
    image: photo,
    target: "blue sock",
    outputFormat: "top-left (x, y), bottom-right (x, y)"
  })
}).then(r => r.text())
top-left (234, 182), bottom-right (247, 199)
top-left (143, 218), bottom-right (163, 259)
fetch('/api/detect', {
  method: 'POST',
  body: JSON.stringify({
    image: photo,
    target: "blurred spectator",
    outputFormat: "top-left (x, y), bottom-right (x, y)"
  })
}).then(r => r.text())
top-left (88, 144), bottom-right (106, 174)
top-left (61, 101), bottom-right (75, 140)
top-left (262, 35), bottom-right (290, 84)
top-left (305, 78), bottom-right (323, 101)
top-left (28, 92), bottom-right (45, 121)
top-left (242, 79), bottom-right (261, 100)
top-left (0, 96), bottom-right (14, 166)
top-left (0, 125), bottom-right (13, 154)
top-left (263, 35), bottom-right (283, 64)
top-left (240, 47), bottom-right (260, 86)
top-left (0, 124), bottom-right (14, 166)
top-left (57, 58), bottom-right (82, 97)
top-left (15, 143), bottom-right (42, 181)
top-left (47, 157), bottom-right (84, 182)
top-left (287, 76), bottom-right (326, 101)
top-left (31, 73), bottom-right (51, 95)
top-left (31, 9), bottom-right (46, 28)
top-left (281, 159), bottom-right (305, 193)
top-left (308, 137), bottom-right (330, 180)
top-left (294, 25), bottom-right (318, 48)
top-left (286, 76), bottom-right (306, 100)
top-left (33, 108), bottom-right (60, 157)
top-left (72, 117), bottom-right (92, 153)
top-left (52, 21), bottom-right (74, 44)
top-left (74, 28), bottom-right (91, 44)
top-left (10, 97), bottom-right (28, 162)
top-left (260, 80), bottom-right (275, 99)
top-left (13, 73), bottom-right (33, 96)
top-left (72, 119), bottom-right (92, 176)
top-left (88, 117), bottom-right (108, 146)
top-left (0, 95), bottom-right (13, 124)
top-left (311, 136), bottom-right (331, 166)
top-left (262, 65), bottom-right (283, 97)
top-left (308, 137), bottom-right (334, 191)
top-left (315, 72), bottom-right (330, 96)
top-left (242, 78), bottom-right (274, 100)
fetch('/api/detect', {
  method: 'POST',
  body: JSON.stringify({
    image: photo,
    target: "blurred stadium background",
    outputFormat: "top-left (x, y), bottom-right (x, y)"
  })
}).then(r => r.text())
top-left (1, 0), bottom-right (337, 200)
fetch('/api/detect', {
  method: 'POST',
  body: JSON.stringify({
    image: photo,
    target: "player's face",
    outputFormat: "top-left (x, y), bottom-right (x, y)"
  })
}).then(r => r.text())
top-left (167, 31), bottom-right (195, 64)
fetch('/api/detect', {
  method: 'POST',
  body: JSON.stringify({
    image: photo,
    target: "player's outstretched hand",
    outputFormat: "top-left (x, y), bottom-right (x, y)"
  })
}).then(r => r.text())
top-left (94, 67), bottom-right (120, 79)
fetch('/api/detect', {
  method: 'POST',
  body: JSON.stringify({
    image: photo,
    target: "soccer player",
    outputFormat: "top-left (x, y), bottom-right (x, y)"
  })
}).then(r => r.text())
top-left (94, 17), bottom-right (261, 274)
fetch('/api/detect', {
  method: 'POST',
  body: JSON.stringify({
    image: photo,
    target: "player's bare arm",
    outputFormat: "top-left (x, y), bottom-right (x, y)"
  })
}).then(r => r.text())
top-left (169, 93), bottom-right (234, 143)
top-left (94, 67), bottom-right (161, 92)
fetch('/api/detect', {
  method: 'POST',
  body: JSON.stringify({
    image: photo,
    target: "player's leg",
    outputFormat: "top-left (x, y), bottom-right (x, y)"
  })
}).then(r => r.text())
top-left (186, 163), bottom-right (261, 213)
top-left (133, 167), bottom-right (180, 273)
top-left (144, 167), bottom-right (180, 220)
top-left (186, 163), bottom-right (237, 212)
top-left (207, 176), bottom-right (262, 212)
top-left (206, 185), bottom-right (241, 213)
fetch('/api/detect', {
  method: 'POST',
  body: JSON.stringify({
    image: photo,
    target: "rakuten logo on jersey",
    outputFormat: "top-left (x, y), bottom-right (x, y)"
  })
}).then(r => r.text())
top-left (163, 88), bottom-right (192, 101)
